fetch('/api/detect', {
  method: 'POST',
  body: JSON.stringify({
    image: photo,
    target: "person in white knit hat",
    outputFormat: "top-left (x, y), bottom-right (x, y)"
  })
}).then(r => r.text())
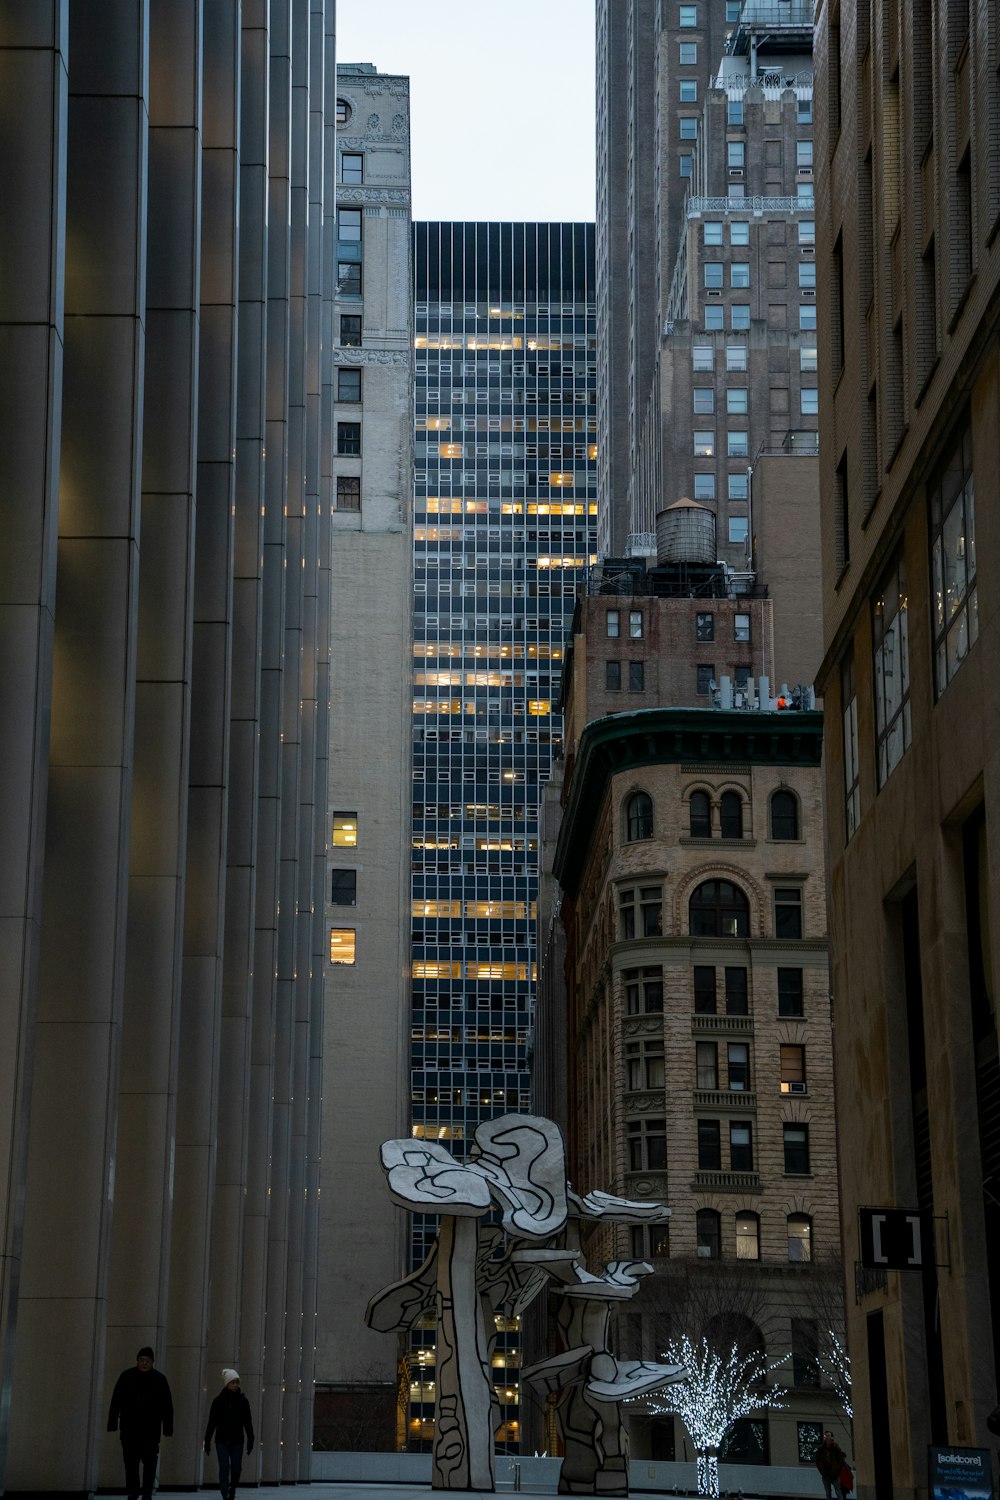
top-left (204, 1368), bottom-right (255, 1500)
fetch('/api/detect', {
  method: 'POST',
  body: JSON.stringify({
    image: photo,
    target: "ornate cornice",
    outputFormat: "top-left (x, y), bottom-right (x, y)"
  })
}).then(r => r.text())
top-left (337, 187), bottom-right (409, 206)
top-left (332, 348), bottom-right (411, 367)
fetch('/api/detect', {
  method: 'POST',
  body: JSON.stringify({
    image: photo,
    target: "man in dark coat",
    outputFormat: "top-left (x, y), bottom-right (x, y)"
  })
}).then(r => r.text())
top-left (204, 1367), bottom-right (255, 1500)
top-left (814, 1429), bottom-right (848, 1499)
top-left (107, 1346), bottom-right (174, 1500)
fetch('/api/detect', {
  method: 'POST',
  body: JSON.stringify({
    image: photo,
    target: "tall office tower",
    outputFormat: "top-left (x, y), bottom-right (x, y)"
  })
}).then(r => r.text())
top-left (314, 66), bottom-right (413, 1453)
top-left (409, 222), bottom-right (597, 1453)
top-left (815, 0), bottom-right (1000, 1492)
top-left (0, 3), bottom-right (335, 1492)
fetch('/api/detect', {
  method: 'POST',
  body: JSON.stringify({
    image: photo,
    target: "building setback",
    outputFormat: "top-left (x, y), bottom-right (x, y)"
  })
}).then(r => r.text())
top-left (314, 65), bottom-right (414, 1453)
top-left (815, 0), bottom-right (1000, 1492)
top-left (0, 3), bottom-right (335, 1491)
top-left (409, 222), bottom-right (597, 1452)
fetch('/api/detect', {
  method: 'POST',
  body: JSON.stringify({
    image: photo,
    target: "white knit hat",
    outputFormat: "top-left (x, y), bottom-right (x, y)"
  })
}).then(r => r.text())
top-left (222, 1367), bottom-right (240, 1384)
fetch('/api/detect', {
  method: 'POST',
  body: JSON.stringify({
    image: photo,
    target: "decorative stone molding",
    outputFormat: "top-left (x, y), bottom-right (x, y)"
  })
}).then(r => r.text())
top-left (332, 348), bottom-right (410, 367)
top-left (338, 187), bottom-right (409, 205)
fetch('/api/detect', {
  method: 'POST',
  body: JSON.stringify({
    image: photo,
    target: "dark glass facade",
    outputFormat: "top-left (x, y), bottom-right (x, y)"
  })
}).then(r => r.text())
top-left (409, 223), bottom-right (597, 1451)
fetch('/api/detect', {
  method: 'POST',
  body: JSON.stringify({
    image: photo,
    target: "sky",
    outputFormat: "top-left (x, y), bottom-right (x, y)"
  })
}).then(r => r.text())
top-left (335, 0), bottom-right (597, 223)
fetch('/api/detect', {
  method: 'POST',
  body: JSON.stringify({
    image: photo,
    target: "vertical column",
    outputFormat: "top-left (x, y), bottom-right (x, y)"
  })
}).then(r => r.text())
top-left (106, 11), bottom-right (203, 1488)
top-left (4, 1), bottom-right (149, 1490)
top-left (0, 5), bottom-right (67, 1482)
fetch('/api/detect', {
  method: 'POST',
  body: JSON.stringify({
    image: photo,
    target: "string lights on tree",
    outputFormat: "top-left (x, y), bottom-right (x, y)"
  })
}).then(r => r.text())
top-left (817, 1328), bottom-right (853, 1419)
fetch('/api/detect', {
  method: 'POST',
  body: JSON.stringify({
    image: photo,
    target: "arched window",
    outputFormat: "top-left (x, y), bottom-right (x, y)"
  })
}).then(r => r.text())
top-left (787, 1213), bottom-right (812, 1262)
top-left (735, 1210), bottom-right (760, 1260)
top-left (689, 790), bottom-right (711, 838)
top-left (626, 791), bottom-right (654, 841)
top-left (770, 789), bottom-right (800, 840)
top-left (696, 1208), bottom-right (721, 1260)
top-left (720, 790), bottom-right (743, 839)
top-left (689, 879), bottom-right (750, 937)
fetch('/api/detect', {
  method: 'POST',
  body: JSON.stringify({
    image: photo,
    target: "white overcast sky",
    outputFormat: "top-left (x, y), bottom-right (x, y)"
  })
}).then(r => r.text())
top-left (335, 0), bottom-right (597, 222)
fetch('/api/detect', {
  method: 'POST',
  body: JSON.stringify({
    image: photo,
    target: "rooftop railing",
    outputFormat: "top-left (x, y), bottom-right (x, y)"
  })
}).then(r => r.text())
top-left (688, 194), bottom-right (814, 214)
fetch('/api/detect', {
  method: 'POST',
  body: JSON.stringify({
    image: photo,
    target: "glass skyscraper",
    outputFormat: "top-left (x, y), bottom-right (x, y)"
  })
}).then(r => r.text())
top-left (408, 223), bottom-right (597, 1451)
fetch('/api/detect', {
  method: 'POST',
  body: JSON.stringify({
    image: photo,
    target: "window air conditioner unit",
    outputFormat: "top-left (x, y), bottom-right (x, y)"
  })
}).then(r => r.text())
top-left (802, 288), bottom-right (816, 297)
top-left (802, 245), bottom-right (815, 256)
top-left (696, 1245), bottom-right (713, 1258)
top-left (787, 1080), bottom-right (808, 1094)
top-left (799, 166), bottom-right (814, 175)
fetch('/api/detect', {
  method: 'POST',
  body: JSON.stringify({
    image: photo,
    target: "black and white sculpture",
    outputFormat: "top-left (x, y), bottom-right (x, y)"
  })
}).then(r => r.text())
top-left (366, 1114), bottom-right (686, 1494)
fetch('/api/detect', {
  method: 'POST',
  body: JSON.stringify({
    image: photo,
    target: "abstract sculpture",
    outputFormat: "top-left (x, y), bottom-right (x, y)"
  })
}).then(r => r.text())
top-left (366, 1114), bottom-right (687, 1494)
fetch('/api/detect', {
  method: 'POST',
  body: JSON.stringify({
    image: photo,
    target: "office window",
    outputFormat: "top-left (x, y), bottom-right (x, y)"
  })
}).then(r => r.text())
top-left (336, 475), bottom-right (361, 510)
top-left (627, 1117), bottom-right (667, 1170)
top-left (704, 223), bottom-right (724, 246)
top-left (330, 869), bottom-right (357, 905)
top-left (727, 344), bottom-right (748, 371)
top-left (791, 1319), bottom-right (820, 1387)
top-left (778, 968), bottom-right (804, 1016)
top-left (799, 303), bottom-right (817, 330)
top-left (728, 516), bottom-right (749, 545)
top-left (736, 1211), bottom-right (760, 1260)
top-left (679, 41), bottom-right (698, 63)
top-left (606, 660), bottom-right (622, 691)
top-left (690, 790), bottom-right (712, 837)
top-left (780, 1044), bottom-right (806, 1092)
top-left (696, 663), bottom-right (715, 694)
top-left (696, 611), bottom-right (714, 641)
top-left (873, 553), bottom-right (910, 784)
top-left (340, 314), bottom-right (362, 346)
top-left (783, 1123), bottom-right (810, 1173)
top-left (725, 966), bottom-right (749, 1014)
top-left (332, 812), bottom-right (358, 846)
top-left (731, 263), bottom-right (751, 288)
top-left (606, 608), bottom-right (620, 637)
top-left (730, 1121), bottom-right (753, 1170)
top-left (729, 472), bottom-right (749, 500)
top-left (796, 141), bottom-right (814, 169)
top-left (771, 790), bottom-right (799, 839)
top-left (698, 1120), bottom-right (722, 1170)
top-left (629, 660), bottom-right (646, 692)
top-left (694, 473), bottom-right (716, 500)
top-left (728, 430), bottom-right (749, 457)
top-left (694, 430), bottom-right (715, 456)
top-left (697, 1207), bottom-right (721, 1258)
top-left (337, 367), bottom-right (362, 402)
top-left (728, 1042), bottom-right (750, 1091)
top-left (694, 387), bottom-right (715, 414)
top-left (679, 4), bottom-right (698, 23)
top-left (799, 261), bottom-right (817, 289)
top-left (341, 152), bottom-right (363, 183)
top-left (801, 388), bottom-right (819, 415)
top-left (727, 388), bottom-right (748, 414)
top-left (730, 221), bottom-right (750, 245)
top-left (728, 141), bottom-right (746, 169)
top-left (680, 117), bottom-right (699, 139)
top-left (329, 928), bottom-right (356, 965)
top-left (705, 262), bottom-right (724, 289)
top-left (798, 219), bottom-right (816, 244)
top-left (728, 97), bottom-right (744, 126)
top-left (679, 153), bottom-right (693, 177)
top-left (731, 304), bottom-right (751, 331)
top-left (720, 790), bottom-right (743, 837)
top-left (337, 421), bottom-right (361, 455)
top-left (338, 262), bottom-right (362, 296)
top-left (690, 879), bottom-right (750, 938)
top-left (774, 887), bottom-right (803, 939)
top-left (694, 965), bottom-right (717, 1013)
top-left (842, 651), bottom-right (860, 839)
top-left (337, 206), bottom-right (362, 241)
top-left (800, 345), bottom-right (818, 371)
top-left (626, 791), bottom-right (654, 841)
top-left (693, 343), bottom-right (715, 369)
top-left (705, 306), bottom-right (725, 330)
top-left (629, 610), bottom-right (644, 638)
top-left (680, 80), bottom-right (698, 102)
top-left (787, 1213), bottom-right (813, 1262)
top-left (696, 1041), bottom-right (719, 1090)
top-left (930, 421), bottom-right (977, 695)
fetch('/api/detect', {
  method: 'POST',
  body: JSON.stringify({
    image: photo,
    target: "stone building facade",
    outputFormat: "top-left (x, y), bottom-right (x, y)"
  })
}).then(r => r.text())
top-left (550, 708), bottom-right (846, 1467)
top-left (814, 0), bottom-right (1000, 1492)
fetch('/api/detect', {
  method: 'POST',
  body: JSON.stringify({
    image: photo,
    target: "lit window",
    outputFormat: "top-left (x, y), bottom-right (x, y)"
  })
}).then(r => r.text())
top-left (727, 388), bottom-right (748, 414)
top-left (411, 900), bottom-right (463, 918)
top-left (679, 41), bottom-right (698, 63)
top-left (736, 1211), bottom-right (760, 1260)
top-left (336, 475), bottom-right (360, 510)
top-left (332, 812), bottom-right (358, 847)
top-left (693, 474), bottom-right (716, 500)
top-left (873, 552), bottom-right (910, 783)
top-left (730, 263), bottom-right (750, 288)
top-left (337, 367), bottom-right (361, 402)
top-left (680, 117), bottom-right (698, 139)
top-left (728, 141), bottom-right (745, 169)
top-left (731, 304), bottom-right (751, 330)
top-left (728, 516), bottom-right (749, 544)
top-left (527, 700), bottom-right (550, 716)
top-left (730, 221), bottom-right (750, 245)
top-left (329, 928), bottom-right (356, 965)
top-left (341, 152), bottom-right (363, 184)
top-left (787, 1213), bottom-right (813, 1261)
top-left (680, 80), bottom-right (698, 101)
top-left (705, 262), bottom-right (724, 289)
top-left (693, 387), bottom-right (715, 414)
top-left (694, 430), bottom-right (715, 457)
top-left (439, 442), bottom-right (463, 458)
top-left (412, 961), bottom-right (462, 979)
top-left (331, 869), bottom-right (357, 906)
top-left (930, 420), bottom-right (977, 696)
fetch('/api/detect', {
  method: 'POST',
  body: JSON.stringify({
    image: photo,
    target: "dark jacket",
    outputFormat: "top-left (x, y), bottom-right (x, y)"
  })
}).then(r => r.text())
top-left (815, 1438), bottom-right (847, 1481)
top-left (204, 1388), bottom-right (254, 1450)
top-left (107, 1366), bottom-right (174, 1441)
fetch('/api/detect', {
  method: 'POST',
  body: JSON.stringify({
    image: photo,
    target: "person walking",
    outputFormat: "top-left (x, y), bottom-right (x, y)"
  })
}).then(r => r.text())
top-left (814, 1429), bottom-right (849, 1500)
top-left (107, 1346), bottom-right (174, 1500)
top-left (204, 1367), bottom-right (255, 1500)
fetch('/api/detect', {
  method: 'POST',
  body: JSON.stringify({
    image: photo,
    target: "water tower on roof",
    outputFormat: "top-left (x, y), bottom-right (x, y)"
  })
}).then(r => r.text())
top-left (656, 497), bottom-right (717, 567)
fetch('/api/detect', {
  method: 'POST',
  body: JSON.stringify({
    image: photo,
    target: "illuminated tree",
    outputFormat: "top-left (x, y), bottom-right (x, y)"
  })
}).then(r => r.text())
top-left (817, 1328), bottom-right (852, 1419)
